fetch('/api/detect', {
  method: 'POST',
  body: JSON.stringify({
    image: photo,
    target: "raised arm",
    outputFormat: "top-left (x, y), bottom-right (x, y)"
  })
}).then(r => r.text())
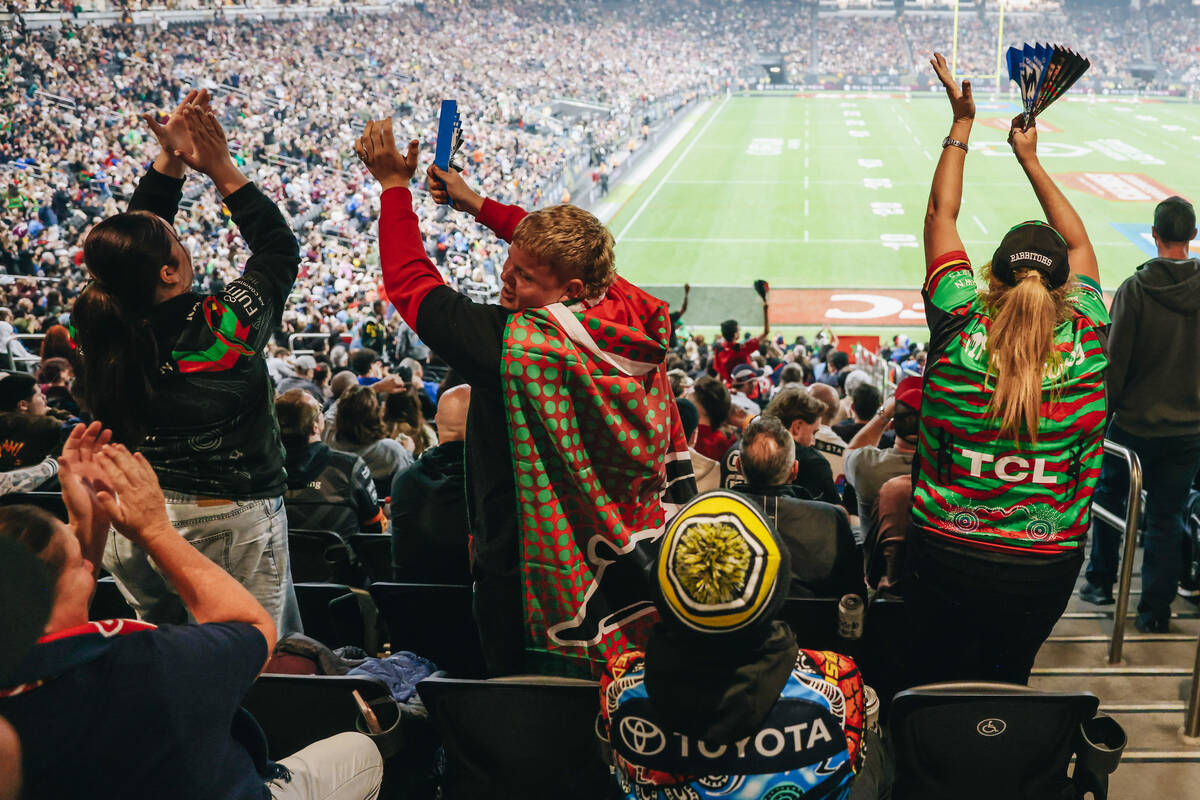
top-left (128, 89), bottom-right (212, 222)
top-left (1008, 120), bottom-right (1100, 284)
top-left (924, 53), bottom-right (974, 273)
top-left (427, 163), bottom-right (527, 242)
top-left (759, 294), bottom-right (770, 341)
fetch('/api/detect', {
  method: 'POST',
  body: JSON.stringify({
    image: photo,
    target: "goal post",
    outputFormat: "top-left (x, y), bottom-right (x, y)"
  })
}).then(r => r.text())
top-left (950, 0), bottom-right (1009, 94)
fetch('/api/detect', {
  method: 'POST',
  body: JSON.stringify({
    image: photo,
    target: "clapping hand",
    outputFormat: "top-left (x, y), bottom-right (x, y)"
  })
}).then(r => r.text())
top-left (94, 444), bottom-right (173, 546)
top-left (171, 104), bottom-right (234, 176)
top-left (931, 52), bottom-right (974, 123)
top-left (357, 118), bottom-right (418, 192)
top-left (59, 421), bottom-right (114, 555)
top-left (142, 88), bottom-right (212, 165)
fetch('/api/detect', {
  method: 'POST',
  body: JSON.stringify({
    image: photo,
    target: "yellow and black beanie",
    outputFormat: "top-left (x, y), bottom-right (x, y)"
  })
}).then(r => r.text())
top-left (654, 490), bottom-right (790, 640)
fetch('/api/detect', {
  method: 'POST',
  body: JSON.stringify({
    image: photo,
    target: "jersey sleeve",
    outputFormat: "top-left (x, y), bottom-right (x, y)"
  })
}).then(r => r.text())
top-left (922, 250), bottom-right (976, 338)
top-left (1069, 275), bottom-right (1110, 328)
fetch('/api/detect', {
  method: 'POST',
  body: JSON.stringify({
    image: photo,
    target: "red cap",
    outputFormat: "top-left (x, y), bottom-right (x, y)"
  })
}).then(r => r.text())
top-left (895, 375), bottom-right (923, 411)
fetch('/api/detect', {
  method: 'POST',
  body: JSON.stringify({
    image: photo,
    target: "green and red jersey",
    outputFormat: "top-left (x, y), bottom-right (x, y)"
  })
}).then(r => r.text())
top-left (913, 251), bottom-right (1109, 555)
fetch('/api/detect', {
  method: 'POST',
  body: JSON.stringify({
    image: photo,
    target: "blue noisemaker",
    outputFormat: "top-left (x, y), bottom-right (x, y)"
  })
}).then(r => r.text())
top-left (1006, 43), bottom-right (1090, 128)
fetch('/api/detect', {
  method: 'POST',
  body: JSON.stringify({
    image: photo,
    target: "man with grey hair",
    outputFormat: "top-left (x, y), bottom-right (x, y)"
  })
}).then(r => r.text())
top-left (735, 415), bottom-right (863, 599)
top-left (808, 382), bottom-right (848, 483)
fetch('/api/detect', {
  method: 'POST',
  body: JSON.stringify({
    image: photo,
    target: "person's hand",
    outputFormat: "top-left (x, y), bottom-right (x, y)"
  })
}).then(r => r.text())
top-left (93, 443), bottom-right (173, 546)
top-left (356, 118), bottom-right (417, 192)
top-left (1008, 115), bottom-right (1038, 164)
top-left (683, 283), bottom-right (691, 294)
top-left (172, 104), bottom-right (235, 176)
top-left (877, 396), bottom-right (896, 422)
top-left (426, 164), bottom-right (484, 217)
top-left (141, 88), bottom-right (211, 164)
top-left (396, 432), bottom-right (416, 454)
top-left (370, 373), bottom-right (406, 394)
top-left (59, 421), bottom-right (113, 540)
top-left (931, 52), bottom-right (974, 123)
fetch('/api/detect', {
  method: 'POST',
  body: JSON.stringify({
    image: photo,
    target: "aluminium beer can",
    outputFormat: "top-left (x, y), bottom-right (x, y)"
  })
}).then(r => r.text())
top-left (838, 593), bottom-right (864, 640)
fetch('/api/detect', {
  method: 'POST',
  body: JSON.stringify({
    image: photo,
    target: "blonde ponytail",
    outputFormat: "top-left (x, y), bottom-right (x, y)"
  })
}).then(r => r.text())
top-left (983, 270), bottom-right (1070, 443)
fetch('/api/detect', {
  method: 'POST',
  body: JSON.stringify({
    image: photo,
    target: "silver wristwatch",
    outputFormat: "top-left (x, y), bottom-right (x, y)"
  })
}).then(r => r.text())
top-left (942, 136), bottom-right (968, 153)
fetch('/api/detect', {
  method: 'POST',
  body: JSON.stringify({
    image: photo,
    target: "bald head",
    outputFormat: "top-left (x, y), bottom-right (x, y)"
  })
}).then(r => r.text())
top-left (808, 383), bottom-right (839, 425)
top-left (434, 385), bottom-right (470, 443)
top-left (330, 370), bottom-right (358, 399)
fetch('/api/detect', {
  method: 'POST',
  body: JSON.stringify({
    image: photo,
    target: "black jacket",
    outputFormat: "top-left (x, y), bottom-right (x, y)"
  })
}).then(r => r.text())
top-left (734, 483), bottom-right (865, 599)
top-left (389, 440), bottom-right (471, 585)
top-left (125, 167), bottom-right (299, 497)
top-left (283, 442), bottom-right (382, 540)
top-left (1107, 256), bottom-right (1200, 437)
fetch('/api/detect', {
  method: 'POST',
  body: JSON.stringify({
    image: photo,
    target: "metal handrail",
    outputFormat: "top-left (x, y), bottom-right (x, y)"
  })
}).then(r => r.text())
top-left (287, 331), bottom-right (330, 356)
top-left (1091, 439), bottom-right (1143, 665)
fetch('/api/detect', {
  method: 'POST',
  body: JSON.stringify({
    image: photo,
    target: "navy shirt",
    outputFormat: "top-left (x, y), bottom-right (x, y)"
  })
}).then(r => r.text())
top-left (1, 621), bottom-right (269, 800)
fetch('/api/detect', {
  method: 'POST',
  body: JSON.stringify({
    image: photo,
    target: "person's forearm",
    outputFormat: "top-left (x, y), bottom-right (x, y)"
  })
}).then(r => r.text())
top-left (137, 521), bottom-right (276, 648)
top-left (205, 159), bottom-right (250, 199)
top-left (848, 412), bottom-right (888, 450)
top-left (760, 303), bottom-right (770, 339)
top-left (152, 150), bottom-right (186, 180)
top-left (927, 119), bottom-right (972, 221)
top-left (1019, 156), bottom-right (1087, 250)
top-left (380, 187), bottom-right (447, 326)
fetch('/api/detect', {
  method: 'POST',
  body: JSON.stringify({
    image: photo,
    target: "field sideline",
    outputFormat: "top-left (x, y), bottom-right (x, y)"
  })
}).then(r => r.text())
top-left (607, 92), bottom-right (1200, 336)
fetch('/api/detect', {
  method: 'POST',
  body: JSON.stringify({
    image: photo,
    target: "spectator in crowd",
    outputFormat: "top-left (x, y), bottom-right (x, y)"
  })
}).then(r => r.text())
top-left (382, 387), bottom-right (437, 456)
top-left (675, 396), bottom-right (720, 492)
top-left (322, 369), bottom-right (361, 444)
top-left (276, 354), bottom-right (324, 405)
top-left (730, 362), bottom-right (769, 409)
top-left (729, 387), bottom-right (841, 505)
top-left (598, 491), bottom-right (874, 800)
top-left (844, 376), bottom-right (921, 546)
top-left (38, 324), bottom-right (75, 369)
top-left (0, 422), bottom-right (383, 800)
top-left (71, 92), bottom-right (302, 635)
top-left (362, 121), bottom-right (694, 676)
top-left (350, 347), bottom-right (384, 385)
top-left (714, 301), bottom-right (769, 383)
top-left (809, 382), bottom-right (848, 482)
top-left (1083, 196), bottom-right (1200, 632)
top-left (0, 371), bottom-right (63, 473)
top-left (735, 416), bottom-right (863, 599)
top-left (906, 55), bottom-right (1108, 685)
top-left (833, 383), bottom-right (882, 444)
top-left (390, 384), bottom-right (472, 584)
top-left (275, 389), bottom-right (384, 541)
top-left (690, 375), bottom-right (737, 462)
top-left (35, 356), bottom-right (77, 416)
top-left (866, 474), bottom-right (911, 597)
top-left (399, 356), bottom-right (439, 419)
top-left (666, 368), bottom-right (694, 398)
top-left (330, 385), bottom-right (413, 492)
top-left (668, 281), bottom-right (689, 348)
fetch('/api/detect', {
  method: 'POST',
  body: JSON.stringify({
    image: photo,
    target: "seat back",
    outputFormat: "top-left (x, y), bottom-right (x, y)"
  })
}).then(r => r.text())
top-left (368, 582), bottom-right (485, 677)
top-left (0, 491), bottom-right (67, 521)
top-left (242, 673), bottom-right (391, 760)
top-left (858, 596), bottom-right (906, 721)
top-left (90, 576), bottom-right (135, 620)
top-left (293, 582), bottom-right (366, 650)
top-left (890, 682), bottom-right (1099, 800)
top-left (778, 596), bottom-right (844, 653)
top-left (348, 532), bottom-right (394, 582)
top-left (288, 529), bottom-right (362, 585)
top-left (417, 675), bottom-right (610, 800)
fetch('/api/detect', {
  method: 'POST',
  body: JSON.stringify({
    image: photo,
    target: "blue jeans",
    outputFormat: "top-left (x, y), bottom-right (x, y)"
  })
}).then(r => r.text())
top-left (103, 493), bottom-right (302, 637)
top-left (1085, 424), bottom-right (1200, 626)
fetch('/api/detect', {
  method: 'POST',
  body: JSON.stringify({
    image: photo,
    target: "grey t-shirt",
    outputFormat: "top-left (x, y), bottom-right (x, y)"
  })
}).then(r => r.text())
top-left (844, 445), bottom-right (915, 543)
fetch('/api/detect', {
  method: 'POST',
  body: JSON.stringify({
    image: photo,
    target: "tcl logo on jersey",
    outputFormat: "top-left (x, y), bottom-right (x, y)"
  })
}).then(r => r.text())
top-left (961, 448), bottom-right (1055, 484)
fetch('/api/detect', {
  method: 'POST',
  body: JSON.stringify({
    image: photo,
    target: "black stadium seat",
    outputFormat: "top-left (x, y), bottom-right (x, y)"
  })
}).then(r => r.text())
top-left (90, 576), bottom-right (135, 620)
top-left (369, 582), bottom-right (485, 677)
top-left (348, 532), bottom-right (395, 582)
top-left (292, 582), bottom-right (367, 650)
top-left (778, 596), bottom-right (845, 654)
top-left (287, 529), bottom-right (362, 585)
top-left (416, 675), bottom-right (609, 800)
top-left (0, 491), bottom-right (68, 522)
top-left (242, 673), bottom-right (392, 761)
top-left (890, 682), bottom-right (1106, 800)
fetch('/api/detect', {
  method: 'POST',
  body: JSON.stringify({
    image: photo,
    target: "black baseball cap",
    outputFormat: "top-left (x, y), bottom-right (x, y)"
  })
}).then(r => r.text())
top-left (992, 220), bottom-right (1070, 289)
top-left (1153, 196), bottom-right (1196, 244)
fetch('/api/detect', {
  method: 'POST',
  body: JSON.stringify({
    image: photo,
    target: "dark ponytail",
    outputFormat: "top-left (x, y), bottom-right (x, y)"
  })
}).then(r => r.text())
top-left (73, 211), bottom-right (174, 446)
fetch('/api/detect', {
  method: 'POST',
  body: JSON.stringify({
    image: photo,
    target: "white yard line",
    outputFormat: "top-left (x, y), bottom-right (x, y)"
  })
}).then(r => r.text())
top-left (614, 95), bottom-right (730, 243)
top-left (973, 215), bottom-right (988, 234)
top-left (622, 236), bottom-right (1134, 246)
top-left (804, 199), bottom-right (810, 216)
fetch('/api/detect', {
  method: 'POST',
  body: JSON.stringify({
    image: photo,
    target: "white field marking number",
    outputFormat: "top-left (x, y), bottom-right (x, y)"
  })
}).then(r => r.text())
top-left (858, 158), bottom-right (883, 169)
top-left (747, 138), bottom-right (783, 156)
top-left (788, 139), bottom-right (801, 149)
top-left (849, 130), bottom-right (870, 137)
top-left (871, 202), bottom-right (904, 217)
top-left (864, 178), bottom-right (892, 190)
top-left (881, 233), bottom-right (918, 251)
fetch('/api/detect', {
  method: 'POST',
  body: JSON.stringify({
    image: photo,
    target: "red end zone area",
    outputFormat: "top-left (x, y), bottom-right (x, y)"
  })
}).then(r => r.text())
top-left (1053, 172), bottom-right (1182, 202)
top-left (769, 288), bottom-right (926, 327)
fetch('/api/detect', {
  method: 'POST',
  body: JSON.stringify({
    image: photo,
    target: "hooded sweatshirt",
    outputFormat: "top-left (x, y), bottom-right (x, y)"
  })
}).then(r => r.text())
top-left (1107, 257), bottom-right (1200, 437)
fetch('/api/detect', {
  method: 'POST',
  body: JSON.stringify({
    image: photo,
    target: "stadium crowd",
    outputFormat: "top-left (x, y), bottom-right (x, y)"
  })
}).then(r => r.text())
top-left (0, 2), bottom-right (1197, 799)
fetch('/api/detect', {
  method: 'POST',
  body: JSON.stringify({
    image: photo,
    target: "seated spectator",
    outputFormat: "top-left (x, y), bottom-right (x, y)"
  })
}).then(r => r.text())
top-left (322, 369), bottom-right (360, 444)
top-left (666, 368), bottom-right (693, 398)
top-left (399, 356), bottom-right (439, 420)
top-left (382, 389), bottom-right (437, 457)
top-left (276, 389), bottom-right (385, 540)
top-left (38, 324), bottom-right (76, 369)
top-left (330, 385), bottom-right (413, 493)
top-left (676, 397), bottom-right (719, 492)
top-left (0, 422), bottom-right (383, 799)
top-left (350, 347), bottom-right (384, 385)
top-left (35, 357), bottom-right (79, 417)
top-left (844, 376), bottom-right (921, 546)
top-left (0, 372), bottom-right (64, 474)
top-left (735, 416), bottom-right (864, 599)
top-left (689, 375), bottom-right (737, 462)
top-left (276, 354), bottom-right (324, 405)
top-left (598, 491), bottom-right (872, 799)
top-left (808, 382), bottom-right (848, 482)
top-left (833, 383), bottom-right (882, 444)
top-left (390, 384), bottom-right (471, 584)
top-left (818, 349), bottom-right (849, 388)
top-left (730, 363), bottom-right (769, 409)
top-left (865, 475), bottom-right (911, 597)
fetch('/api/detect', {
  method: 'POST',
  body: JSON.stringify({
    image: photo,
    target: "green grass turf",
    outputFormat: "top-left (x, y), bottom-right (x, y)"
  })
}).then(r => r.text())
top-left (609, 92), bottom-right (1200, 334)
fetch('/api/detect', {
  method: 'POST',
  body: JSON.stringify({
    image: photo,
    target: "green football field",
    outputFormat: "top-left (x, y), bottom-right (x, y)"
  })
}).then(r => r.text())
top-left (608, 92), bottom-right (1200, 337)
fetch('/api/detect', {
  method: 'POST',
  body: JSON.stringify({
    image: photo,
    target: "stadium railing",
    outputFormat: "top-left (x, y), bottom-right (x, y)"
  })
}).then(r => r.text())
top-left (287, 331), bottom-right (329, 356)
top-left (1092, 439), bottom-right (1144, 665)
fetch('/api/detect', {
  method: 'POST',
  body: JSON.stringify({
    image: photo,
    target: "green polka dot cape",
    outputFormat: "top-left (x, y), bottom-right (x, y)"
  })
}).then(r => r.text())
top-left (502, 276), bottom-right (698, 677)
